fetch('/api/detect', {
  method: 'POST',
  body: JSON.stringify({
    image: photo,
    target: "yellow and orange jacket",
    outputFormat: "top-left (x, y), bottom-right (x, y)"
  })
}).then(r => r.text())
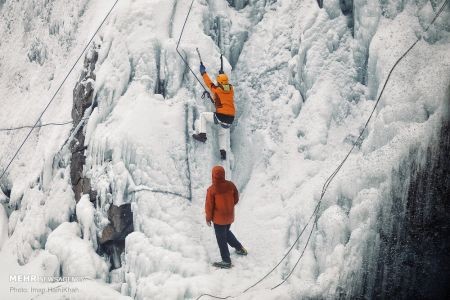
top-left (202, 73), bottom-right (235, 117)
top-left (205, 166), bottom-right (239, 225)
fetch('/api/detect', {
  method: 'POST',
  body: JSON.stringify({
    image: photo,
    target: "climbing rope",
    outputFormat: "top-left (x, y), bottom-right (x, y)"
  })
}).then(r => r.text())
top-left (176, 0), bottom-right (213, 102)
top-left (176, 0), bottom-right (211, 205)
top-left (129, 186), bottom-right (190, 200)
top-left (0, 0), bottom-right (120, 182)
top-left (196, 0), bottom-right (449, 298)
top-left (0, 118), bottom-right (90, 132)
top-left (271, 0), bottom-right (450, 290)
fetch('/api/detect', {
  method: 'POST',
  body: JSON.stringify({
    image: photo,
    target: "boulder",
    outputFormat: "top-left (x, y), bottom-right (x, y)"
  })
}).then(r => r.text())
top-left (99, 203), bottom-right (134, 245)
top-left (99, 203), bottom-right (133, 270)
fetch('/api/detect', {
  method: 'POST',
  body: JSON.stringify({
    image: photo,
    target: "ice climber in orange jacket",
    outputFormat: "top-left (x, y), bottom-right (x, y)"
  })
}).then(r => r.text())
top-left (205, 166), bottom-right (247, 268)
top-left (192, 63), bottom-right (235, 160)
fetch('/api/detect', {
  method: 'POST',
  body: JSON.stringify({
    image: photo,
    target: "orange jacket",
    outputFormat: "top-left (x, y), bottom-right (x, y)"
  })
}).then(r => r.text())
top-left (205, 166), bottom-right (239, 225)
top-left (202, 73), bottom-right (235, 117)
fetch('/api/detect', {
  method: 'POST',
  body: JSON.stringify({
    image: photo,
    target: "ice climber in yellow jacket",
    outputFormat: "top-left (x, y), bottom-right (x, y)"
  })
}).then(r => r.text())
top-left (192, 63), bottom-right (235, 160)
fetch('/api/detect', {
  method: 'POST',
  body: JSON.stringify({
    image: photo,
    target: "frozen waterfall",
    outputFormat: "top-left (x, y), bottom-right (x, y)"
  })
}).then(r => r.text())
top-left (0, 0), bottom-right (449, 299)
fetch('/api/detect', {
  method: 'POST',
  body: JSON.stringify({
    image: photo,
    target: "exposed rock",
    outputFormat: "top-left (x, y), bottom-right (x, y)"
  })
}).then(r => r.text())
top-left (69, 47), bottom-right (134, 270)
top-left (356, 117), bottom-right (450, 299)
top-left (101, 240), bottom-right (126, 270)
top-left (99, 203), bottom-right (134, 269)
top-left (70, 48), bottom-right (98, 202)
top-left (72, 50), bottom-right (97, 123)
top-left (99, 203), bottom-right (134, 244)
top-left (72, 178), bottom-right (91, 206)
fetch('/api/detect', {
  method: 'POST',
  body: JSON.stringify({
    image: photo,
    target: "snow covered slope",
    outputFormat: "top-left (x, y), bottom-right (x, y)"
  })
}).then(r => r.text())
top-left (0, 0), bottom-right (449, 299)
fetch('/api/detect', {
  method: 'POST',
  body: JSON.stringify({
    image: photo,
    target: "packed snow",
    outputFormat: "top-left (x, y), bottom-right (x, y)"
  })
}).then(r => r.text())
top-left (0, 0), bottom-right (449, 299)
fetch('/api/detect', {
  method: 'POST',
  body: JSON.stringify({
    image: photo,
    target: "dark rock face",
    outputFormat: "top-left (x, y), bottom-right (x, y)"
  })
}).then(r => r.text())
top-left (358, 116), bottom-right (450, 299)
top-left (100, 204), bottom-right (134, 244)
top-left (70, 49), bottom-right (98, 202)
top-left (72, 50), bottom-right (97, 123)
top-left (99, 203), bottom-right (134, 269)
top-left (69, 47), bottom-right (134, 270)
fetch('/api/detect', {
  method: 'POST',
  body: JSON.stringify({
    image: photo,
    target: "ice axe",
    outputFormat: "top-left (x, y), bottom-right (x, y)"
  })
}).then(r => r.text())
top-left (219, 52), bottom-right (224, 74)
top-left (197, 47), bottom-right (224, 74)
top-left (175, 1), bottom-right (213, 104)
top-left (195, 48), bottom-right (213, 103)
top-left (196, 47), bottom-right (203, 65)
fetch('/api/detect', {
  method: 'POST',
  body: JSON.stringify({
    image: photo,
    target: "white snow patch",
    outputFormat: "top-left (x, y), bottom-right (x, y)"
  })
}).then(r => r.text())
top-left (45, 222), bottom-right (108, 280)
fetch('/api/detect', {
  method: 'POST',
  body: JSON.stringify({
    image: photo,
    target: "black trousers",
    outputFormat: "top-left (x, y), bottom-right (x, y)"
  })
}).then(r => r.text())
top-left (213, 224), bottom-right (242, 263)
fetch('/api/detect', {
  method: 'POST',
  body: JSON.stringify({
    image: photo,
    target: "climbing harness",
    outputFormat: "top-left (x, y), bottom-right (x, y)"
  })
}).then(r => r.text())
top-left (214, 114), bottom-right (232, 129)
top-left (0, 0), bottom-right (120, 182)
top-left (176, 0), bottom-right (213, 103)
top-left (195, 0), bottom-right (449, 299)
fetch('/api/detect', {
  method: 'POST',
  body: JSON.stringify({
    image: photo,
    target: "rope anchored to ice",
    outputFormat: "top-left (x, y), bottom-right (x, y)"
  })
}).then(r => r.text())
top-left (129, 185), bottom-right (190, 200)
top-left (0, 118), bottom-right (91, 132)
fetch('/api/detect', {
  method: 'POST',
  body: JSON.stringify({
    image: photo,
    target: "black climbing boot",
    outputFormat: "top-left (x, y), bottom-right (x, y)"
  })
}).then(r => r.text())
top-left (212, 261), bottom-right (232, 269)
top-left (192, 133), bottom-right (207, 143)
top-left (220, 149), bottom-right (226, 160)
top-left (235, 247), bottom-right (248, 256)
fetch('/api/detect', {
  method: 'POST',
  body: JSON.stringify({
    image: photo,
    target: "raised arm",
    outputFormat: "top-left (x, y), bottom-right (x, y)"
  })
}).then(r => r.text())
top-left (200, 64), bottom-right (216, 93)
top-left (202, 73), bottom-right (215, 92)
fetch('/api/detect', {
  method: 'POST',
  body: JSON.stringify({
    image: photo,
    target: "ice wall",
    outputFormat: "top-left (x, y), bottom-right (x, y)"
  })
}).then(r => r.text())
top-left (0, 0), bottom-right (449, 299)
top-left (0, 0), bottom-right (134, 298)
top-left (233, 0), bottom-right (450, 298)
top-left (79, 0), bottom-right (266, 297)
top-left (366, 106), bottom-right (450, 299)
top-left (0, 0), bottom-right (93, 265)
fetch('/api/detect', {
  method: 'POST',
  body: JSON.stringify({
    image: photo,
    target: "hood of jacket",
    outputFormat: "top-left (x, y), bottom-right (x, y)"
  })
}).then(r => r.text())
top-left (212, 165), bottom-right (225, 184)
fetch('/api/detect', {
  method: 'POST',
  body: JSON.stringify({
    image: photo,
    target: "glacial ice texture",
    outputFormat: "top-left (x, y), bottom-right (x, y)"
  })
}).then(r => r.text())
top-left (0, 0), bottom-right (449, 299)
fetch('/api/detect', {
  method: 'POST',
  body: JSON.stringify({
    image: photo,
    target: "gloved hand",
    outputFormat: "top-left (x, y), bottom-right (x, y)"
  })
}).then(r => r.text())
top-left (200, 63), bottom-right (206, 75)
